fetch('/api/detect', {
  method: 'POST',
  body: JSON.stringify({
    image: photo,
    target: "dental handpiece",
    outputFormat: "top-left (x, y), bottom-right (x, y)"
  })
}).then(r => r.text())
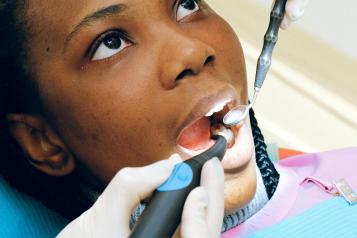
top-left (130, 133), bottom-right (228, 238)
top-left (223, 0), bottom-right (287, 127)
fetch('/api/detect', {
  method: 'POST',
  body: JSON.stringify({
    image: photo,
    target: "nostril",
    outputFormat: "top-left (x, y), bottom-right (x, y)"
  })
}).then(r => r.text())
top-left (204, 55), bottom-right (215, 66)
top-left (175, 56), bottom-right (215, 81)
top-left (176, 69), bottom-right (194, 81)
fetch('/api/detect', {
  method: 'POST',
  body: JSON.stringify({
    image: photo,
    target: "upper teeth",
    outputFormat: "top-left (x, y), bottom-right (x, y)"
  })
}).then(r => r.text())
top-left (205, 99), bottom-right (231, 117)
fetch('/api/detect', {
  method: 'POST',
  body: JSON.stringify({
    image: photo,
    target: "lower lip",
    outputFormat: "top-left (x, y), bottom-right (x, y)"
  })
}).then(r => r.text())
top-left (177, 121), bottom-right (253, 170)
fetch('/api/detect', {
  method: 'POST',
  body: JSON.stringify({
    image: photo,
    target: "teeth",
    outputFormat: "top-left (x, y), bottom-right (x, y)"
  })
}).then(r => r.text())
top-left (205, 99), bottom-right (231, 117)
top-left (211, 124), bottom-right (235, 148)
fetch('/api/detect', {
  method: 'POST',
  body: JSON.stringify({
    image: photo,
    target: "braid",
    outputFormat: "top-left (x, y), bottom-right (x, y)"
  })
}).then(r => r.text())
top-left (249, 108), bottom-right (280, 199)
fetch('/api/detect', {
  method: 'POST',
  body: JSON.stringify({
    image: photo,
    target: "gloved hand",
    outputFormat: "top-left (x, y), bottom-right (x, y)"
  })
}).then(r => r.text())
top-left (276, 0), bottom-right (310, 29)
top-left (57, 154), bottom-right (224, 238)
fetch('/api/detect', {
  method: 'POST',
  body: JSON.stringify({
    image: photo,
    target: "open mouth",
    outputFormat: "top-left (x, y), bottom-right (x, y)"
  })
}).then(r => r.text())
top-left (177, 101), bottom-right (237, 152)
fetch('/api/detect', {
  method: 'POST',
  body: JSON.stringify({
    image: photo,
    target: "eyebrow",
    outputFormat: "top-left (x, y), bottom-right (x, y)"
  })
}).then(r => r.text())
top-left (64, 4), bottom-right (128, 52)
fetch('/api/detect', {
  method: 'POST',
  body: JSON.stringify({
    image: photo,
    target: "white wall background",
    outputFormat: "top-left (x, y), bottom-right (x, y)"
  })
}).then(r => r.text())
top-left (253, 0), bottom-right (357, 60)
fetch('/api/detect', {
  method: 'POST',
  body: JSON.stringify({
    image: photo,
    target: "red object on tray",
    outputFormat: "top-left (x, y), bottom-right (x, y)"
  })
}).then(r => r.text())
top-left (279, 148), bottom-right (304, 160)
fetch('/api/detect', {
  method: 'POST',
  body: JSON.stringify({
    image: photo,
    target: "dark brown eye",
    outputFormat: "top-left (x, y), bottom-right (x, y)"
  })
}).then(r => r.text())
top-left (176, 0), bottom-right (200, 21)
top-left (104, 34), bottom-right (122, 49)
top-left (180, 0), bottom-right (196, 10)
top-left (91, 32), bottom-right (130, 61)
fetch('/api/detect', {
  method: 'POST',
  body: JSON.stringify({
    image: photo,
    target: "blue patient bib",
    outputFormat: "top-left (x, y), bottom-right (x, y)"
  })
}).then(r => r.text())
top-left (249, 196), bottom-right (357, 238)
top-left (0, 177), bottom-right (68, 238)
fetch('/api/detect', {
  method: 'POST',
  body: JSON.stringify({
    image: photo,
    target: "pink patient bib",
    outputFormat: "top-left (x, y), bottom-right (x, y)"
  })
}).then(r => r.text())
top-left (221, 147), bottom-right (357, 238)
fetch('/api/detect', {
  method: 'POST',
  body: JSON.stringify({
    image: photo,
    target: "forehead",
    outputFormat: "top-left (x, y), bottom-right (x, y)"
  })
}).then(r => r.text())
top-left (24, 0), bottom-right (168, 63)
top-left (26, 0), bottom-right (164, 29)
top-left (26, 0), bottom-right (117, 37)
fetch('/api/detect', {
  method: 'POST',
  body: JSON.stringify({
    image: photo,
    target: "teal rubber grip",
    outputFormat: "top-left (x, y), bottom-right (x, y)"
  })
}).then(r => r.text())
top-left (157, 163), bottom-right (193, 192)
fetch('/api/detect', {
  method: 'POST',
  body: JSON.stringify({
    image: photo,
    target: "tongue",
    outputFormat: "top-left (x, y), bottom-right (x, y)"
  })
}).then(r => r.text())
top-left (177, 117), bottom-right (211, 151)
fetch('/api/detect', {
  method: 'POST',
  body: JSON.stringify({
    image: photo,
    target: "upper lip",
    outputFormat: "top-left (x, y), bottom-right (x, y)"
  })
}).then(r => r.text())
top-left (176, 85), bottom-right (240, 140)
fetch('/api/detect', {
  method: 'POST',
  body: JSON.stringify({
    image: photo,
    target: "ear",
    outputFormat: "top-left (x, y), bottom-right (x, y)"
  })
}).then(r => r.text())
top-left (6, 114), bottom-right (75, 177)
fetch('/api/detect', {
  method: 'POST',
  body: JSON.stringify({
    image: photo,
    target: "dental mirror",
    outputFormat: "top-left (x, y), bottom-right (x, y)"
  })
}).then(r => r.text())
top-left (223, 90), bottom-right (258, 126)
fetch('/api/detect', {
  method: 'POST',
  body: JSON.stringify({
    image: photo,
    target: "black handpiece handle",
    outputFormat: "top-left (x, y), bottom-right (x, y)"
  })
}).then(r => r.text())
top-left (130, 135), bottom-right (227, 238)
top-left (255, 0), bottom-right (287, 89)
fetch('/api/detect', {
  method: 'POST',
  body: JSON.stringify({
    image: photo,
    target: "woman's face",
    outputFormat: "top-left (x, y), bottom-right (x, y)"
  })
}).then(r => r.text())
top-left (25, 0), bottom-right (256, 212)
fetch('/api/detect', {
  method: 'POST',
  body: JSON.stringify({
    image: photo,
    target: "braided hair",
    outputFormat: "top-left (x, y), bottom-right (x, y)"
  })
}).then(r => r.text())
top-left (0, 0), bottom-right (279, 220)
top-left (249, 108), bottom-right (280, 198)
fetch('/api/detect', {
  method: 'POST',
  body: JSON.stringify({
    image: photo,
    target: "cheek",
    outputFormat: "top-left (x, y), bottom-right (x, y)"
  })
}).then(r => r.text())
top-left (39, 69), bottom-right (176, 182)
top-left (205, 15), bottom-right (248, 102)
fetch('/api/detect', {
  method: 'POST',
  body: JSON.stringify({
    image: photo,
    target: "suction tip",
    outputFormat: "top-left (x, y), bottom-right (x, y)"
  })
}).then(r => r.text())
top-left (211, 124), bottom-right (235, 147)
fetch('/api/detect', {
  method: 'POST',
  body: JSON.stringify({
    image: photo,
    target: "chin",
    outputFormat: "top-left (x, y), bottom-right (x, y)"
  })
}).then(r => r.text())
top-left (223, 155), bottom-right (257, 214)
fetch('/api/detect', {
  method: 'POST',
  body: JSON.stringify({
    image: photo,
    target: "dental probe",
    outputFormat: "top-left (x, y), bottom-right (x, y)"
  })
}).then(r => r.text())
top-left (223, 0), bottom-right (287, 127)
top-left (130, 129), bottom-right (232, 238)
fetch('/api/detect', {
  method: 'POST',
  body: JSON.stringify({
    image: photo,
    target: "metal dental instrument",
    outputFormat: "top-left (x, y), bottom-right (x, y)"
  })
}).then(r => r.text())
top-left (223, 0), bottom-right (287, 127)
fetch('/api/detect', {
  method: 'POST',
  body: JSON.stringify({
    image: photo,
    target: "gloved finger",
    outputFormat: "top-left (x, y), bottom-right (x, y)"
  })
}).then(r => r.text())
top-left (272, 0), bottom-right (309, 29)
top-left (73, 154), bottom-right (181, 238)
top-left (280, 15), bottom-right (292, 29)
top-left (285, 0), bottom-right (308, 22)
top-left (200, 158), bottom-right (225, 238)
top-left (180, 158), bottom-right (224, 238)
top-left (181, 186), bottom-right (210, 238)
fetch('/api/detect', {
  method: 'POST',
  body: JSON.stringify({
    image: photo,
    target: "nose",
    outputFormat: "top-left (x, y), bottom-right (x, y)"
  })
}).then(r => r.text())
top-left (158, 27), bottom-right (216, 89)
